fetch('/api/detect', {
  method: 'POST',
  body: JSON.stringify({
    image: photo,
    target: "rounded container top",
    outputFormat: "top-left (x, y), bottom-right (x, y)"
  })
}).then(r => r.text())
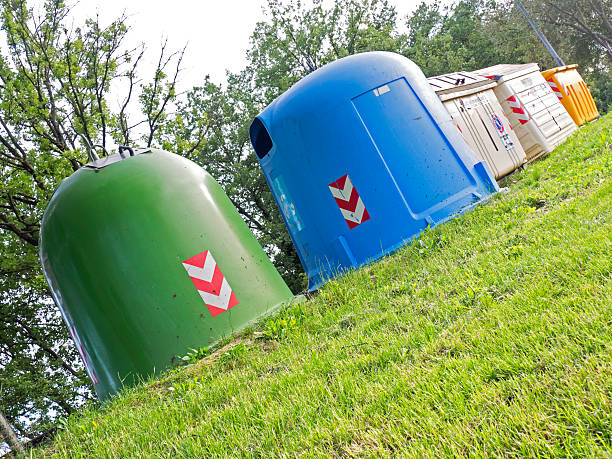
top-left (259, 51), bottom-right (429, 123)
top-left (541, 64), bottom-right (578, 79)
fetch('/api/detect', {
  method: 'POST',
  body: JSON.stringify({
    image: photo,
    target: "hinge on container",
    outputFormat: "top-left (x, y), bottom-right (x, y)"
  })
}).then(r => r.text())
top-left (83, 146), bottom-right (152, 170)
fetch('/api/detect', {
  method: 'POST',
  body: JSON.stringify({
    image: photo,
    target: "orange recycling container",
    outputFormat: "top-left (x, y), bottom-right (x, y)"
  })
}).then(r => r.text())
top-left (541, 64), bottom-right (599, 126)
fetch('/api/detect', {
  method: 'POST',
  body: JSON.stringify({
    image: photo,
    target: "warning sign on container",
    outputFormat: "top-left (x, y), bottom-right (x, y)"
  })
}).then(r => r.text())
top-left (328, 174), bottom-right (370, 229)
top-left (182, 250), bottom-right (239, 317)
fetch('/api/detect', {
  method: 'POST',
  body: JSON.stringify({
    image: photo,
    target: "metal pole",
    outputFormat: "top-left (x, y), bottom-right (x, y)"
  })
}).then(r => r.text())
top-left (0, 410), bottom-right (25, 456)
top-left (513, 0), bottom-right (565, 66)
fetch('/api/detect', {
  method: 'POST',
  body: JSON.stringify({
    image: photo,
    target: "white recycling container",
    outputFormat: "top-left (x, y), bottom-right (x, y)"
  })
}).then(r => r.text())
top-left (428, 71), bottom-right (526, 179)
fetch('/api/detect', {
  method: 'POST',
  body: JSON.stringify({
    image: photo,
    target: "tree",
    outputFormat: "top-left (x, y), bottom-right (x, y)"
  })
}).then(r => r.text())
top-left (0, 410), bottom-right (24, 455)
top-left (401, 1), bottom-right (610, 111)
top-left (401, 1), bottom-right (501, 76)
top-left (540, 0), bottom-right (612, 63)
top-left (0, 0), bottom-right (184, 441)
top-left (247, 0), bottom-right (401, 100)
top-left (482, 1), bottom-right (569, 69)
top-left (490, 0), bottom-right (611, 69)
top-left (488, 0), bottom-right (612, 111)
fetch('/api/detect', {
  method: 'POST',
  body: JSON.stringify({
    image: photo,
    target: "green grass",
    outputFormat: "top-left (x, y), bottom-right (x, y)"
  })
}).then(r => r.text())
top-left (39, 114), bottom-right (612, 457)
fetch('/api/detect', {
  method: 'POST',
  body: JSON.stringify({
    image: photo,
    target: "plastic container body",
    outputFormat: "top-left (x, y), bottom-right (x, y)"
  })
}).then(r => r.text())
top-left (476, 63), bottom-right (578, 162)
top-left (40, 149), bottom-right (293, 400)
top-left (250, 52), bottom-right (499, 291)
top-left (429, 71), bottom-right (526, 180)
top-left (542, 64), bottom-right (599, 126)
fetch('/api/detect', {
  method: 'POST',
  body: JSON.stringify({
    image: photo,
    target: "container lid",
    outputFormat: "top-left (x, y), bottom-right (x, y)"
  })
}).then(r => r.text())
top-left (474, 63), bottom-right (540, 83)
top-left (541, 64), bottom-right (578, 79)
top-left (83, 147), bottom-right (151, 170)
top-left (428, 71), bottom-right (497, 101)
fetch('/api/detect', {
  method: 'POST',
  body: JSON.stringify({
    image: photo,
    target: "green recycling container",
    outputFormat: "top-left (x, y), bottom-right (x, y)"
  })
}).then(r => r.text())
top-left (40, 148), bottom-right (293, 400)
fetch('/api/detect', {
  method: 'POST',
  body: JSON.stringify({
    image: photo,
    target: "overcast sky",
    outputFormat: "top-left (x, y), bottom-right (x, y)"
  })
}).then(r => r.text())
top-left (52, 0), bottom-right (424, 90)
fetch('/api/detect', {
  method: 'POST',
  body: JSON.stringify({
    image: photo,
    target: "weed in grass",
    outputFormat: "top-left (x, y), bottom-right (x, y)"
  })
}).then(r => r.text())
top-left (170, 377), bottom-right (206, 397)
top-left (263, 316), bottom-right (299, 340)
top-left (261, 305), bottom-right (305, 341)
top-left (180, 346), bottom-right (210, 365)
top-left (218, 342), bottom-right (247, 368)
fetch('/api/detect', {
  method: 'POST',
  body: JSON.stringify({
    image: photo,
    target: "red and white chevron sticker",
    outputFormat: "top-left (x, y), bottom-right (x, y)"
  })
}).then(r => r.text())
top-left (546, 78), bottom-right (564, 100)
top-left (450, 115), bottom-right (469, 143)
top-left (450, 115), bottom-right (463, 134)
top-left (69, 326), bottom-right (98, 385)
top-left (329, 174), bottom-right (370, 229)
top-left (182, 250), bottom-right (239, 317)
top-left (505, 95), bottom-right (531, 125)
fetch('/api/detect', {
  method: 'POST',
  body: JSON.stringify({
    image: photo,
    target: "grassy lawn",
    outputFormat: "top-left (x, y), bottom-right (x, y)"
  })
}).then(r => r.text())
top-left (39, 113), bottom-right (611, 457)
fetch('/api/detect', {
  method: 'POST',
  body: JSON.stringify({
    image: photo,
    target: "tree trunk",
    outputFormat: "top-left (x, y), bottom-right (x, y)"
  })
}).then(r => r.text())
top-left (0, 410), bottom-right (25, 456)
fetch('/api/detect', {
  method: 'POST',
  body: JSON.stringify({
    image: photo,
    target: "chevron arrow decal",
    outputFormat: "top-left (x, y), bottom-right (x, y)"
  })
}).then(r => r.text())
top-left (546, 78), bottom-right (564, 100)
top-left (505, 95), bottom-right (531, 125)
top-left (182, 250), bottom-right (239, 317)
top-left (329, 174), bottom-right (370, 229)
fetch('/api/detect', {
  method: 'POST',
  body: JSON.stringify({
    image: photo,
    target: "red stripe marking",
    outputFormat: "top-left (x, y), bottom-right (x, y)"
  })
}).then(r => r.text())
top-left (183, 250), bottom-right (208, 268)
top-left (361, 208), bottom-right (371, 225)
top-left (207, 292), bottom-right (238, 317)
top-left (190, 264), bottom-right (224, 295)
top-left (345, 209), bottom-right (370, 229)
top-left (329, 174), bottom-right (348, 190)
top-left (334, 187), bottom-right (361, 211)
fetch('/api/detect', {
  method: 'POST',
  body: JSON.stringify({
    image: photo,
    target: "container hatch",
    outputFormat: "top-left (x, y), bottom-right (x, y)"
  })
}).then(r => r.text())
top-left (249, 118), bottom-right (273, 159)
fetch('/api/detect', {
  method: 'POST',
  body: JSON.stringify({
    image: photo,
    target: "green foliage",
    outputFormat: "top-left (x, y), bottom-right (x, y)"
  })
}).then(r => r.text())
top-left (217, 343), bottom-right (247, 367)
top-left (402, 0), bottom-right (611, 110)
top-left (180, 347), bottom-right (210, 365)
top-left (247, 0), bottom-right (400, 99)
top-left (402, 1), bottom-right (499, 75)
top-left (169, 377), bottom-right (206, 397)
top-left (533, 0), bottom-right (612, 65)
top-left (262, 306), bottom-right (305, 340)
top-left (263, 317), bottom-right (299, 341)
top-left (588, 69), bottom-right (612, 114)
top-left (38, 114), bottom-right (612, 457)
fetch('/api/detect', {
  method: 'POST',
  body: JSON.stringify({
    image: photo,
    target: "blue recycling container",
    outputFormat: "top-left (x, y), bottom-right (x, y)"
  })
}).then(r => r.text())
top-left (250, 51), bottom-right (498, 290)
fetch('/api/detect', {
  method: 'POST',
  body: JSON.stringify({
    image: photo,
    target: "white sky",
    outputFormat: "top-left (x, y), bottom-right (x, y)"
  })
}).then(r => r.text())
top-left (59, 0), bottom-right (424, 90)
